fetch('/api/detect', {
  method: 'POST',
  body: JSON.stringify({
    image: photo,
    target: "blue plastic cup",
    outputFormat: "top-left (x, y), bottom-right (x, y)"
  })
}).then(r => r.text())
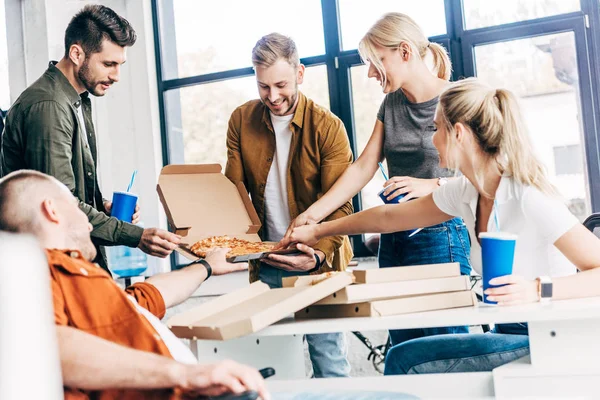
top-left (111, 191), bottom-right (138, 223)
top-left (378, 185), bottom-right (419, 236)
top-left (479, 232), bottom-right (517, 304)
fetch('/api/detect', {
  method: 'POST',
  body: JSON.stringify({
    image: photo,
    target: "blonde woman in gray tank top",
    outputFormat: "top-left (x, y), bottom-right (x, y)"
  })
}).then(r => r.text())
top-left (283, 12), bottom-right (471, 346)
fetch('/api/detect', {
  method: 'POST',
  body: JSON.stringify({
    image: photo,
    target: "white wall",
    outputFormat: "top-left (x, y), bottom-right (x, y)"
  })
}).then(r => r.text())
top-left (7, 0), bottom-right (169, 274)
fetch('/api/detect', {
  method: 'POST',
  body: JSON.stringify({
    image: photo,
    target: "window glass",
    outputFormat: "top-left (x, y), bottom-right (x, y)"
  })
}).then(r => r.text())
top-left (160, 0), bottom-right (325, 79)
top-left (165, 65), bottom-right (329, 167)
top-left (338, 0), bottom-right (446, 51)
top-left (463, 0), bottom-right (580, 30)
top-left (350, 65), bottom-right (386, 238)
top-left (0, 0), bottom-right (10, 110)
top-left (474, 32), bottom-right (590, 221)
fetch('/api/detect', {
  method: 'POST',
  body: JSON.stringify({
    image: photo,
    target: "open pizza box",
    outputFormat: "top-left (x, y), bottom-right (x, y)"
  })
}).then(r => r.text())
top-left (157, 164), bottom-right (299, 262)
top-left (167, 271), bottom-right (355, 340)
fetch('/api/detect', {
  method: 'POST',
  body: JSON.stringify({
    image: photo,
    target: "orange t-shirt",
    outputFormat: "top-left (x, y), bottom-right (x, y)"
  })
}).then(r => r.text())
top-left (48, 249), bottom-right (181, 399)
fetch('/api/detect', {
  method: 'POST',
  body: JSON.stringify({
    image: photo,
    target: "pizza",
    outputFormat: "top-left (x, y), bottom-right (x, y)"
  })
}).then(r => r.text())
top-left (190, 236), bottom-right (274, 258)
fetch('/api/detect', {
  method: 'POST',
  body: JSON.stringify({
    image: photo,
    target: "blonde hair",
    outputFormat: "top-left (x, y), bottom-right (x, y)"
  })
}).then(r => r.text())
top-left (252, 33), bottom-right (299, 68)
top-left (438, 78), bottom-right (556, 196)
top-left (358, 12), bottom-right (451, 89)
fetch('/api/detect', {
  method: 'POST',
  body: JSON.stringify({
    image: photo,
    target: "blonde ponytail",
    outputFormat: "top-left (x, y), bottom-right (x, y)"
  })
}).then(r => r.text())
top-left (428, 42), bottom-right (451, 80)
top-left (358, 12), bottom-right (452, 89)
top-left (494, 89), bottom-right (556, 194)
top-left (439, 78), bottom-right (556, 195)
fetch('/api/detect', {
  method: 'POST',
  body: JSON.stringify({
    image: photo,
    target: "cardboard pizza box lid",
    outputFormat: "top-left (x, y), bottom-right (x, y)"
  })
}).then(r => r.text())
top-left (157, 164), bottom-right (262, 260)
top-left (314, 275), bottom-right (471, 305)
top-left (167, 271), bottom-right (354, 341)
top-left (351, 262), bottom-right (461, 284)
top-left (295, 290), bottom-right (477, 319)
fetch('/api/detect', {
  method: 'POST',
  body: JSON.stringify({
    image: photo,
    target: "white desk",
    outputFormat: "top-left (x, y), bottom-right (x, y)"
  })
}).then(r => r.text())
top-left (190, 297), bottom-right (600, 399)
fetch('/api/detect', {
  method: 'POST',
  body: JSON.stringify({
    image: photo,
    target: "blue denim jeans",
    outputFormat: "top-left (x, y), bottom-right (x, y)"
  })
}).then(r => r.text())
top-left (378, 218), bottom-right (472, 346)
top-left (384, 323), bottom-right (530, 374)
top-left (259, 264), bottom-right (351, 378)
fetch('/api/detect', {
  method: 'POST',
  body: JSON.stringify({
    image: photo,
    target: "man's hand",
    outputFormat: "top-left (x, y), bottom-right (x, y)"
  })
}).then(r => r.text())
top-left (382, 176), bottom-right (439, 202)
top-left (103, 201), bottom-right (141, 225)
top-left (178, 360), bottom-right (270, 399)
top-left (263, 243), bottom-right (324, 272)
top-left (138, 228), bottom-right (181, 258)
top-left (204, 248), bottom-right (247, 276)
top-left (484, 275), bottom-right (539, 306)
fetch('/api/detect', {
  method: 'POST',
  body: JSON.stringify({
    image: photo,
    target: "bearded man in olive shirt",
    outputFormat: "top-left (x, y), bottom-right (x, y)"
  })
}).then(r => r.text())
top-left (0, 5), bottom-right (180, 271)
top-left (225, 33), bottom-right (354, 378)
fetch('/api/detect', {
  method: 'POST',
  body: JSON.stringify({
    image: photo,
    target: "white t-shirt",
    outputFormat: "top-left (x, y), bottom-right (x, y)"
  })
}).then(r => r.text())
top-left (264, 113), bottom-right (294, 242)
top-left (127, 296), bottom-right (197, 365)
top-left (432, 176), bottom-right (578, 280)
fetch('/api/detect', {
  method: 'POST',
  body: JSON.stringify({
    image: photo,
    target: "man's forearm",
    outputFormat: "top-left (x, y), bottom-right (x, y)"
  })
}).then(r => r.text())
top-left (145, 263), bottom-right (208, 308)
top-left (57, 326), bottom-right (184, 390)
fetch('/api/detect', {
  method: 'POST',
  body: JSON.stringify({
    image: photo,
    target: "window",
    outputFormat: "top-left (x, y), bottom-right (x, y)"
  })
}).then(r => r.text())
top-left (0, 0), bottom-right (10, 110)
top-left (158, 0), bottom-right (325, 80)
top-left (474, 32), bottom-right (591, 221)
top-left (463, 0), bottom-right (580, 30)
top-left (165, 65), bottom-right (329, 167)
top-left (338, 0), bottom-right (446, 50)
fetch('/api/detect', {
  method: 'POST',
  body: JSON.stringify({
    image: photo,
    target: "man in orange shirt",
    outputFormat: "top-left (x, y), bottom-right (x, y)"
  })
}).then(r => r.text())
top-left (0, 170), bottom-right (269, 400)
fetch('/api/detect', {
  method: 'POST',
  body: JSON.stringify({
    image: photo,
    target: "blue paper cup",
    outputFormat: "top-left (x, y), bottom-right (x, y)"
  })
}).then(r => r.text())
top-left (378, 185), bottom-right (419, 236)
top-left (111, 191), bottom-right (138, 223)
top-left (479, 232), bottom-right (517, 304)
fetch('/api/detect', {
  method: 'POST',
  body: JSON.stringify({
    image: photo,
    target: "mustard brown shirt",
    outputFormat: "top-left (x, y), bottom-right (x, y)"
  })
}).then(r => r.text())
top-left (225, 92), bottom-right (354, 282)
top-left (1, 63), bottom-right (143, 271)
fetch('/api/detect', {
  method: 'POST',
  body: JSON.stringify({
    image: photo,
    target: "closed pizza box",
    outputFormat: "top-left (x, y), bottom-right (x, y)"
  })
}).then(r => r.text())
top-left (351, 262), bottom-right (461, 284)
top-left (282, 263), bottom-right (461, 287)
top-left (295, 290), bottom-right (477, 319)
top-left (156, 164), bottom-right (263, 260)
top-left (167, 271), bottom-right (354, 340)
top-left (314, 275), bottom-right (471, 305)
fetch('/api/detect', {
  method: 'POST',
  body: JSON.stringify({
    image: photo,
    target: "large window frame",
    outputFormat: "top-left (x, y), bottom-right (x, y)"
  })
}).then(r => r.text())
top-left (153, 0), bottom-right (600, 267)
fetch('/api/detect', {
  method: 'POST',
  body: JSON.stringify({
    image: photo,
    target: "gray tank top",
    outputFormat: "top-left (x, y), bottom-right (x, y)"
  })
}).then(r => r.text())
top-left (377, 89), bottom-right (452, 180)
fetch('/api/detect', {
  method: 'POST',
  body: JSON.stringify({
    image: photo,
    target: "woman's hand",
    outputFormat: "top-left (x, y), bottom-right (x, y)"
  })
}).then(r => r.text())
top-left (278, 212), bottom-right (318, 248)
top-left (484, 275), bottom-right (539, 306)
top-left (278, 224), bottom-right (321, 249)
top-left (382, 176), bottom-right (439, 202)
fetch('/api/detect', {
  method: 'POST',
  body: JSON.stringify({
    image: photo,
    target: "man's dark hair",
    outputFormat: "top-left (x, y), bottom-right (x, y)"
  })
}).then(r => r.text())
top-left (64, 4), bottom-right (136, 58)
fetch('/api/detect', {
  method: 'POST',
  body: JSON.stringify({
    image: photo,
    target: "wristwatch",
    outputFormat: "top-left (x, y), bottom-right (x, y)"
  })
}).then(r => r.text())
top-left (537, 276), bottom-right (552, 303)
top-left (437, 177), bottom-right (448, 186)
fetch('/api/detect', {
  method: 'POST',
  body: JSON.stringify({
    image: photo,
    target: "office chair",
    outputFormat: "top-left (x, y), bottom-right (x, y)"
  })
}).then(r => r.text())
top-left (583, 213), bottom-right (600, 238)
top-left (0, 233), bottom-right (63, 399)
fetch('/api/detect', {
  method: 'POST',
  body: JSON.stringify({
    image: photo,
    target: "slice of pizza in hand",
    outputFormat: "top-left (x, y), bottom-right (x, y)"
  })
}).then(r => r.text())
top-left (190, 236), bottom-right (274, 258)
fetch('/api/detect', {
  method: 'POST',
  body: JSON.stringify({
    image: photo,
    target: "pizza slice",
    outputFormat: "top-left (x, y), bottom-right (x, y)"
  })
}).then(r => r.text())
top-left (190, 235), bottom-right (274, 258)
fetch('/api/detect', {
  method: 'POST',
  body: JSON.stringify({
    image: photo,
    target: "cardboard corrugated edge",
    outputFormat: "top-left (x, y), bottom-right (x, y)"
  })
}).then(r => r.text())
top-left (169, 272), bottom-right (354, 341)
top-left (296, 290), bottom-right (477, 319)
top-left (315, 275), bottom-right (471, 305)
top-left (156, 164), bottom-right (262, 260)
top-left (168, 281), bottom-right (270, 339)
top-left (352, 262), bottom-right (460, 284)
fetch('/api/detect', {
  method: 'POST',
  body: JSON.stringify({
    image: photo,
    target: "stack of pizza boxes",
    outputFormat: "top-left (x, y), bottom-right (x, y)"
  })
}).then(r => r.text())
top-left (287, 263), bottom-right (477, 320)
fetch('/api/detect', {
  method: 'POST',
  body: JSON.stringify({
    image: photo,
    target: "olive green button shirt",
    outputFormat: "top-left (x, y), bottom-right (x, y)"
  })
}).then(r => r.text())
top-left (0, 62), bottom-right (143, 271)
top-left (225, 92), bottom-right (354, 283)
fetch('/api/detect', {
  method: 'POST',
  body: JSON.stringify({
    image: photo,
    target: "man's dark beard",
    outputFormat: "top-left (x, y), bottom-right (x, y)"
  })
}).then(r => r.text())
top-left (78, 58), bottom-right (105, 96)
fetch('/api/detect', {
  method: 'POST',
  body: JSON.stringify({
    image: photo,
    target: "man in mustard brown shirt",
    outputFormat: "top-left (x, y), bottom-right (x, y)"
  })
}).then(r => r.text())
top-left (225, 33), bottom-right (354, 378)
top-left (0, 170), bottom-right (269, 400)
